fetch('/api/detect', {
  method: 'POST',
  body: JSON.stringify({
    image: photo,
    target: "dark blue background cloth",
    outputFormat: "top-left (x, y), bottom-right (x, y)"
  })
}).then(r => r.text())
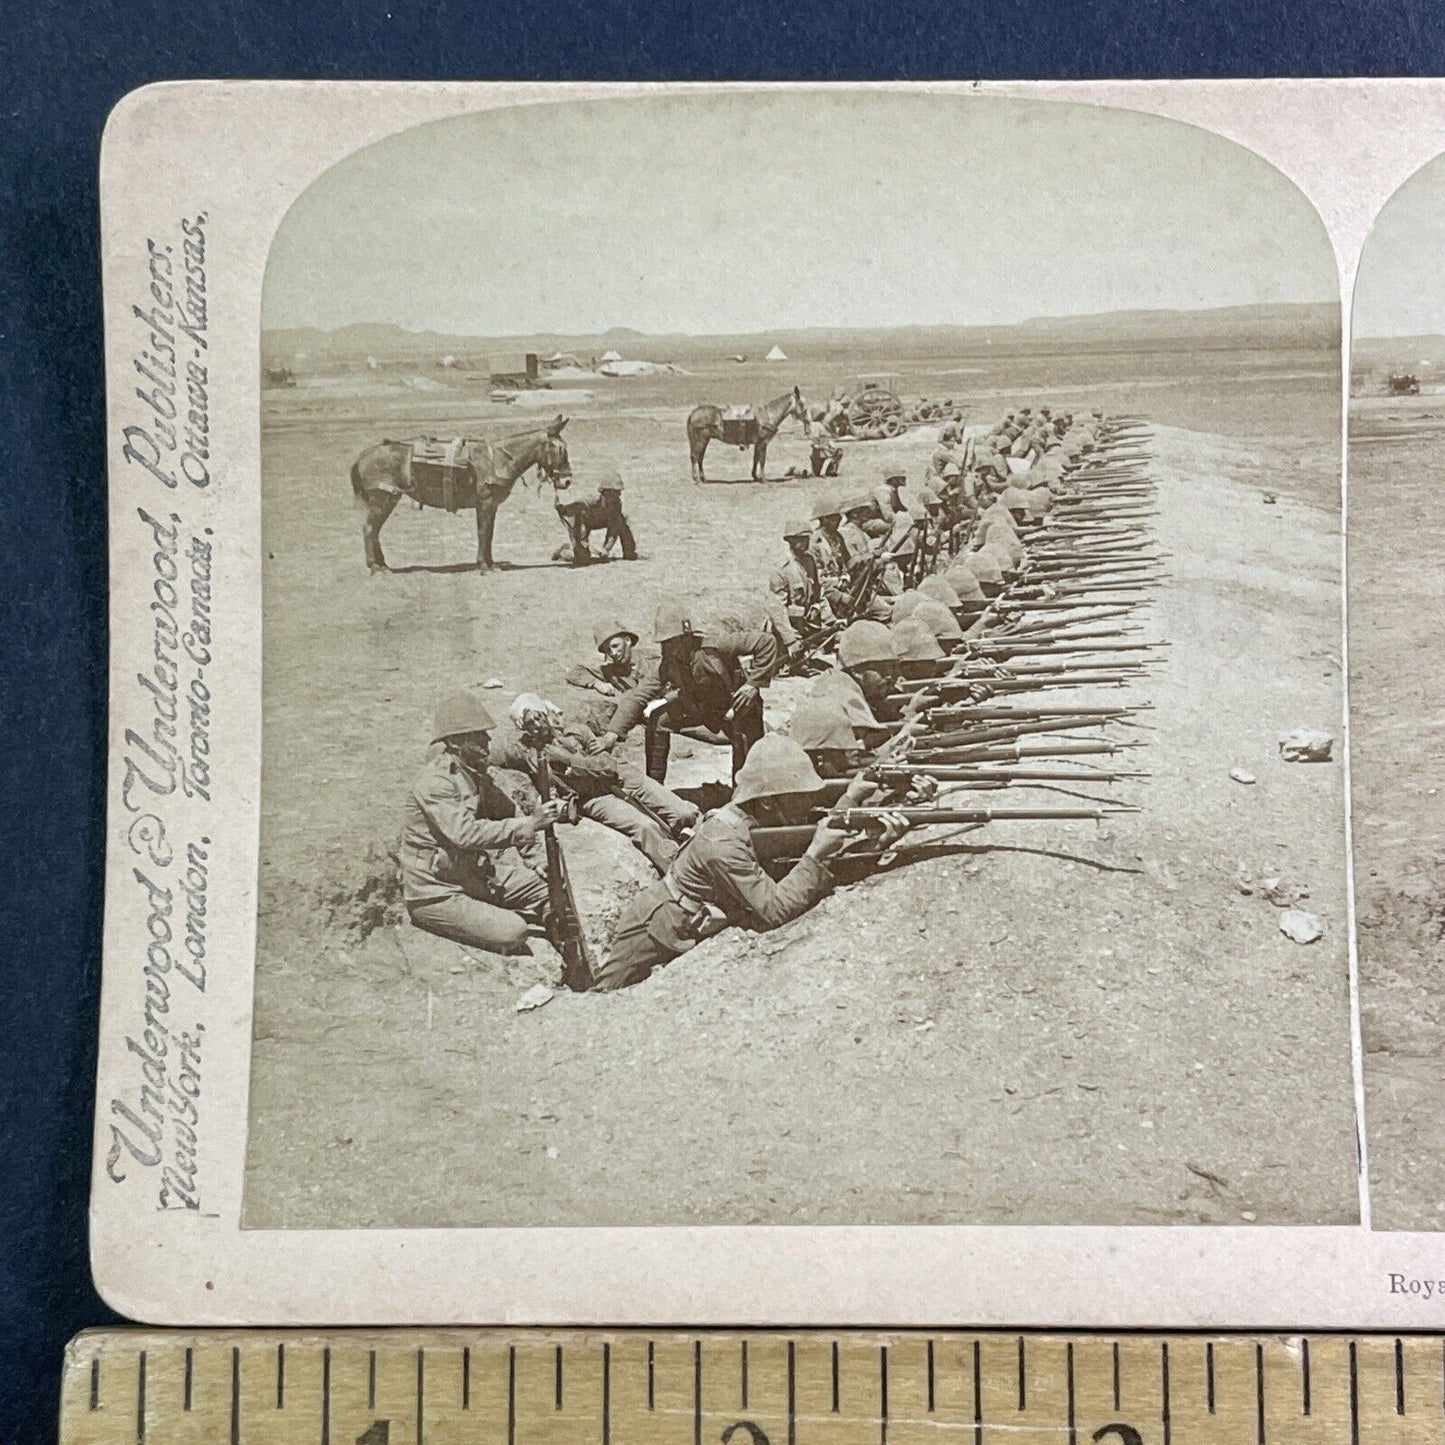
top-left (3, 0), bottom-right (1444, 1438)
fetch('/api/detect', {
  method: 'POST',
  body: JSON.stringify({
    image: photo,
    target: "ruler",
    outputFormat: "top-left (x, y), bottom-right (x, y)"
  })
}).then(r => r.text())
top-left (59, 1330), bottom-right (1444, 1445)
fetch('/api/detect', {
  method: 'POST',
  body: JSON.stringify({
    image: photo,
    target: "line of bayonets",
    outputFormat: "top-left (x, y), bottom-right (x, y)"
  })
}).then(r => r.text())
top-left (757, 417), bottom-right (1165, 862)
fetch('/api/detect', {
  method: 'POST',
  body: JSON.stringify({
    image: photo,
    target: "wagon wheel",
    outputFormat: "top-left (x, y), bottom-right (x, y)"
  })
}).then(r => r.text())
top-left (881, 415), bottom-right (904, 437)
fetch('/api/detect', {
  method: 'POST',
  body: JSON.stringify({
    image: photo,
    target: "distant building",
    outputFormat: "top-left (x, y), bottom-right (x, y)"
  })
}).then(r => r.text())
top-left (599, 349), bottom-right (623, 364)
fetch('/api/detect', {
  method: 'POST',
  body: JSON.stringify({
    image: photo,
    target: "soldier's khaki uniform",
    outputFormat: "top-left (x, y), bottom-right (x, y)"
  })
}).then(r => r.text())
top-left (489, 727), bottom-right (696, 875)
top-left (768, 553), bottom-right (833, 639)
top-left (592, 805), bottom-right (833, 990)
top-left (608, 627), bottom-right (780, 781)
top-left (400, 749), bottom-right (549, 954)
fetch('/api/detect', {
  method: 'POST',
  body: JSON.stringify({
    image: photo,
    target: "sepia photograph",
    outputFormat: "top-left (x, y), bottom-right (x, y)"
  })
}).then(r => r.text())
top-left (1349, 157), bottom-right (1445, 1232)
top-left (235, 90), bottom-right (1358, 1231)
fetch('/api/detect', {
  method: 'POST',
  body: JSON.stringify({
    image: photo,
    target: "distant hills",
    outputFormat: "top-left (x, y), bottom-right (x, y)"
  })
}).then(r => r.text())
top-left (263, 301), bottom-right (1339, 364)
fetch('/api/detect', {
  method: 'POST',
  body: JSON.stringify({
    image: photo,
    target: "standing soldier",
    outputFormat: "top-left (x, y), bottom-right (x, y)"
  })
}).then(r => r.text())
top-left (769, 519), bottom-right (836, 647)
top-left (489, 693), bottom-right (697, 874)
top-left (606, 600), bottom-right (781, 785)
top-left (554, 466), bottom-right (637, 566)
top-left (591, 736), bottom-right (861, 991)
top-left (399, 692), bottom-right (567, 955)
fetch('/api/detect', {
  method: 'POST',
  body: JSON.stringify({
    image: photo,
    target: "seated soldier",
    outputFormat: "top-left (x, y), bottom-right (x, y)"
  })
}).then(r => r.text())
top-left (553, 466), bottom-right (636, 566)
top-left (592, 736), bottom-right (873, 992)
top-left (567, 618), bottom-right (643, 700)
top-left (400, 692), bottom-right (566, 955)
top-left (769, 519), bottom-right (836, 648)
top-left (604, 600), bottom-right (780, 784)
top-left (490, 693), bottom-right (698, 875)
top-left (810, 426), bottom-right (844, 477)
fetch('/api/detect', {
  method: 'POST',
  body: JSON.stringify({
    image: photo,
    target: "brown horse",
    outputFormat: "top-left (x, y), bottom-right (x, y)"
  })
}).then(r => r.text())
top-left (350, 416), bottom-right (571, 573)
top-left (686, 387), bottom-right (809, 483)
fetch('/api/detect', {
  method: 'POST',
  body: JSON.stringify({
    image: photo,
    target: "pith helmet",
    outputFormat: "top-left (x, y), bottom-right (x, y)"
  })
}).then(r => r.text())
top-left (1001, 484), bottom-right (1031, 511)
top-left (837, 620), bottom-right (897, 669)
top-left (842, 494), bottom-right (876, 516)
top-left (731, 734), bottom-right (827, 806)
top-left (914, 599), bottom-right (964, 640)
top-left (594, 618), bottom-right (639, 651)
top-left (882, 469), bottom-right (906, 486)
top-left (788, 697), bottom-right (858, 753)
top-left (653, 599), bottom-right (697, 643)
top-left (891, 616), bottom-right (945, 663)
top-left (783, 518), bottom-right (813, 541)
top-left (889, 590), bottom-right (924, 621)
top-left (433, 690), bottom-right (497, 742)
top-left (809, 668), bottom-right (880, 730)
top-left (918, 575), bottom-right (962, 609)
top-left (811, 495), bottom-right (843, 521)
top-left (943, 565), bottom-right (986, 601)
top-left (1025, 488), bottom-right (1053, 518)
top-left (596, 466), bottom-right (624, 493)
top-left (962, 549), bottom-right (1004, 586)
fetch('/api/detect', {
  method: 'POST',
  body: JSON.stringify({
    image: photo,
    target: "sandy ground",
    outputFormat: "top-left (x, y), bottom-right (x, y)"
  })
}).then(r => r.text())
top-left (243, 364), bottom-right (1358, 1229)
top-left (1348, 396), bottom-right (1445, 1231)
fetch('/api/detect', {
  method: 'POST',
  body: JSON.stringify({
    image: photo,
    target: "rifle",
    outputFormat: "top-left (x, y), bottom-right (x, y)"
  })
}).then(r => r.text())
top-left (538, 760), bottom-right (594, 992)
top-left (751, 803), bottom-right (1138, 863)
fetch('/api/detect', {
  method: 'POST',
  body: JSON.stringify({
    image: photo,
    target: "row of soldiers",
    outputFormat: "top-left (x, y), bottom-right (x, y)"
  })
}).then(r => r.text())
top-left (398, 405), bottom-right (1115, 986)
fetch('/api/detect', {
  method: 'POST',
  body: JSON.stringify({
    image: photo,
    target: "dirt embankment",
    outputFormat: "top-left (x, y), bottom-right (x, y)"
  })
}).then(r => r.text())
top-left (244, 416), bottom-right (1357, 1231)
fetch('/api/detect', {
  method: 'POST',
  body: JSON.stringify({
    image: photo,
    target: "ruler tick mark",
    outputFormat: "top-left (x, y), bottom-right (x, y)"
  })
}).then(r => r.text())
top-left (184, 1347), bottom-right (193, 1413)
top-left (1017, 1337), bottom-right (1026, 1412)
top-left (556, 1343), bottom-right (564, 1411)
top-left (693, 1340), bottom-right (702, 1445)
top-left (1255, 1343), bottom-right (1265, 1445)
top-left (508, 1346), bottom-right (517, 1445)
top-left (787, 1340), bottom-right (796, 1445)
top-left (832, 1341), bottom-right (840, 1413)
top-left (880, 1345), bottom-right (889, 1445)
top-left (1112, 1342), bottom-right (1121, 1411)
top-left (1066, 1342), bottom-right (1076, 1445)
top-left (230, 1347), bottom-right (240, 1445)
top-left (416, 1347), bottom-right (425, 1445)
top-left (1160, 1341), bottom-right (1171, 1445)
top-left (368, 1349), bottom-right (377, 1411)
top-left (1301, 1338), bottom-right (1311, 1416)
top-left (1205, 1342), bottom-right (1214, 1415)
top-left (463, 1346), bottom-right (470, 1411)
top-left (321, 1346), bottom-right (331, 1445)
top-left (137, 1348), bottom-right (147, 1444)
top-left (647, 1341), bottom-right (655, 1412)
top-left (602, 1343), bottom-right (611, 1445)
top-left (741, 1339), bottom-right (749, 1410)
top-left (1395, 1337), bottom-right (1405, 1414)
top-left (972, 1339), bottom-right (982, 1445)
top-left (89, 1355), bottom-right (99, 1411)
top-left (927, 1339), bottom-right (935, 1413)
top-left (277, 1342), bottom-right (285, 1409)
top-left (1349, 1340), bottom-right (1360, 1445)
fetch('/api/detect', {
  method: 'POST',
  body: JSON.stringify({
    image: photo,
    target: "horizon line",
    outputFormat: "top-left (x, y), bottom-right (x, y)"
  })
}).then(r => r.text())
top-left (261, 297), bottom-right (1341, 341)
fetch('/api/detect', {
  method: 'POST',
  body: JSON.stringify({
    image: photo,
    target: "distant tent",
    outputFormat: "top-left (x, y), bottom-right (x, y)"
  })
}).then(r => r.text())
top-left (599, 349), bottom-right (623, 364)
top-left (765, 344), bottom-right (788, 362)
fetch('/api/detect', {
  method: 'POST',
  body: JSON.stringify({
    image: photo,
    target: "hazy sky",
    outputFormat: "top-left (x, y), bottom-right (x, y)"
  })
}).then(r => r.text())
top-left (263, 91), bottom-right (1338, 336)
top-left (1354, 154), bottom-right (1445, 338)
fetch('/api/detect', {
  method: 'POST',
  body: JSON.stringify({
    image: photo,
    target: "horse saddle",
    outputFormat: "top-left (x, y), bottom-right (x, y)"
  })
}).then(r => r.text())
top-left (720, 406), bottom-right (758, 447)
top-left (406, 436), bottom-right (471, 512)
